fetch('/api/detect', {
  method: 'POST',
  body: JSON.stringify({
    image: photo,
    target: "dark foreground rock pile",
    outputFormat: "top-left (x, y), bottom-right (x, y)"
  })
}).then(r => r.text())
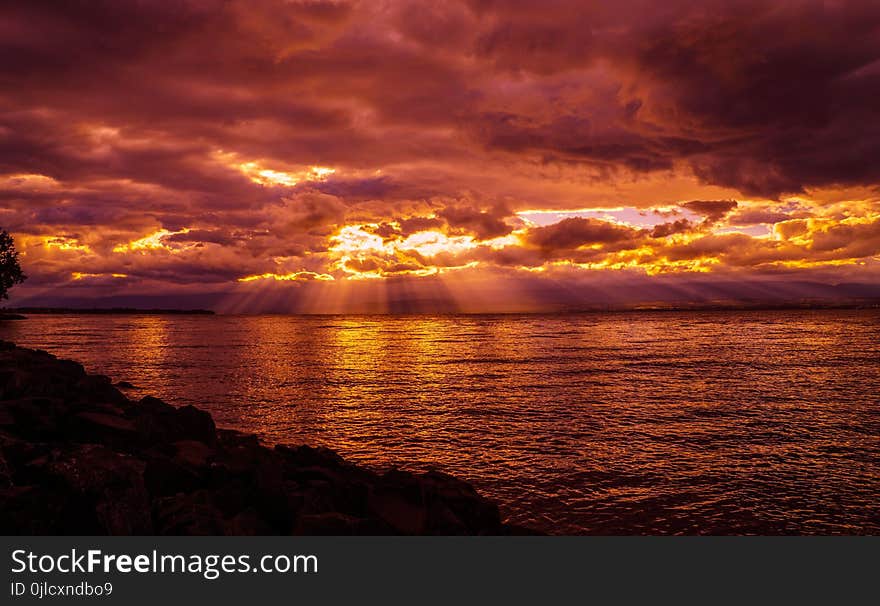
top-left (0, 341), bottom-right (530, 535)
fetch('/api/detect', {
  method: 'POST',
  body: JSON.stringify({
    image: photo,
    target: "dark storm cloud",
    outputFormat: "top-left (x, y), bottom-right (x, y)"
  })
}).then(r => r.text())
top-left (462, 0), bottom-right (880, 196)
top-left (4, 0), bottom-right (878, 198)
top-left (681, 200), bottom-right (739, 224)
top-left (525, 217), bottom-right (640, 251)
top-left (438, 205), bottom-right (514, 240)
top-left (651, 218), bottom-right (694, 238)
top-left (727, 207), bottom-right (797, 226)
top-left (1, 0), bottom-right (880, 303)
top-left (398, 216), bottom-right (445, 235)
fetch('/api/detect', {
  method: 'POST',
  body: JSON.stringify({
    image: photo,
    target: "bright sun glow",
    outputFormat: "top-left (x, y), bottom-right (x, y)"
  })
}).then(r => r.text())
top-left (112, 228), bottom-right (190, 253)
top-left (238, 163), bottom-right (335, 187)
top-left (398, 231), bottom-right (475, 257)
top-left (330, 225), bottom-right (395, 255)
top-left (44, 236), bottom-right (92, 253)
top-left (238, 271), bottom-right (334, 282)
top-left (324, 224), bottom-right (519, 279)
top-left (0, 173), bottom-right (60, 191)
top-left (71, 272), bottom-right (127, 280)
top-left (214, 150), bottom-right (335, 187)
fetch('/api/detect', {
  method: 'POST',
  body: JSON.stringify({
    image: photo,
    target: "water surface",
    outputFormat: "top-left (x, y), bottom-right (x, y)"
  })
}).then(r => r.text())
top-left (2, 311), bottom-right (878, 534)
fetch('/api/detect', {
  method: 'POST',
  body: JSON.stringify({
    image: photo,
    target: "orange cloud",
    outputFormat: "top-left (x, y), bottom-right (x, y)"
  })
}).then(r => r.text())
top-left (2, 0), bottom-right (880, 309)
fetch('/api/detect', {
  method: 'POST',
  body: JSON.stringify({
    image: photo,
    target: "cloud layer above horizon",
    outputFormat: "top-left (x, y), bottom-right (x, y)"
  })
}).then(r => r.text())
top-left (2, 0), bottom-right (880, 310)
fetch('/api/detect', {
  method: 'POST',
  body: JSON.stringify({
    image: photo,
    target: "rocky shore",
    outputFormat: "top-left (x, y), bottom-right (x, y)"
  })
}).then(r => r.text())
top-left (0, 340), bottom-right (530, 535)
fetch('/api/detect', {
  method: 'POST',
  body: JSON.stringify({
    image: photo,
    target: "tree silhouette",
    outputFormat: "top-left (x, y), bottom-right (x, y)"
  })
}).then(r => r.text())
top-left (0, 230), bottom-right (26, 300)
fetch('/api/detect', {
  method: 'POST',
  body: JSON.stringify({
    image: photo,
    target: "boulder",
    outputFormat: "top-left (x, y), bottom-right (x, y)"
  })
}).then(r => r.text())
top-left (0, 485), bottom-right (70, 534)
top-left (276, 444), bottom-right (347, 468)
top-left (421, 471), bottom-right (502, 533)
top-left (224, 507), bottom-right (274, 535)
top-left (75, 374), bottom-right (128, 405)
top-left (131, 397), bottom-right (216, 446)
top-left (293, 512), bottom-right (391, 535)
top-left (143, 453), bottom-right (204, 497)
top-left (172, 440), bottom-right (215, 469)
top-left (0, 340), bottom-right (531, 536)
top-left (0, 397), bottom-right (68, 438)
top-left (154, 490), bottom-right (226, 535)
top-left (368, 472), bottom-right (429, 535)
top-left (0, 450), bottom-right (11, 488)
top-left (0, 430), bottom-right (50, 485)
top-left (70, 411), bottom-right (137, 446)
top-left (43, 444), bottom-right (152, 534)
top-left (175, 405), bottom-right (216, 445)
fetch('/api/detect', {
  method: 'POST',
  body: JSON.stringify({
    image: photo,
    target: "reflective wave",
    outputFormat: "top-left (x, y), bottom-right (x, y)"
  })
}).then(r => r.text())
top-left (3, 310), bottom-right (878, 534)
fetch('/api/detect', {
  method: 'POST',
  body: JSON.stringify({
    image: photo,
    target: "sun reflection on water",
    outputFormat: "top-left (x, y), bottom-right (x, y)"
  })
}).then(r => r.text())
top-left (3, 310), bottom-right (879, 534)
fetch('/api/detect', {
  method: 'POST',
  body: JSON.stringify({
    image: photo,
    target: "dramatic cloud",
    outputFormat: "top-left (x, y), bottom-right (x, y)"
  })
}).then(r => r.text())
top-left (681, 201), bottom-right (739, 225)
top-left (1, 0), bottom-right (879, 311)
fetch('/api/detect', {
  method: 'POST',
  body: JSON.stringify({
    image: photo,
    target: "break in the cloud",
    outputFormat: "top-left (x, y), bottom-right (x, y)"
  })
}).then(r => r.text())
top-left (1, 0), bottom-right (880, 311)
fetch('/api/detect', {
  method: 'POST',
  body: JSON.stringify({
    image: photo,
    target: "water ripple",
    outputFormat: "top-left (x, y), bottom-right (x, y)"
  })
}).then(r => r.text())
top-left (2, 310), bottom-right (878, 534)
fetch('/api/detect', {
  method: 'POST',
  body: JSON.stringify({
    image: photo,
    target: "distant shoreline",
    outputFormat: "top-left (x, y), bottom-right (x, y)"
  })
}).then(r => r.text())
top-left (2, 301), bottom-right (879, 317)
top-left (565, 301), bottom-right (880, 313)
top-left (4, 307), bottom-right (215, 315)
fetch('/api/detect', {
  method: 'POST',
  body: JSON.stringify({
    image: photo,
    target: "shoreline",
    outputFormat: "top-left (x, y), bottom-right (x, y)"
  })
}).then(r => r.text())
top-left (4, 307), bottom-right (214, 315)
top-left (0, 340), bottom-right (533, 535)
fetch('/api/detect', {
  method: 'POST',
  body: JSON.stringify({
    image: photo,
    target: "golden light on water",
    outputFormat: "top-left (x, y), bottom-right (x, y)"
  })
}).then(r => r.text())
top-left (7, 310), bottom-right (876, 534)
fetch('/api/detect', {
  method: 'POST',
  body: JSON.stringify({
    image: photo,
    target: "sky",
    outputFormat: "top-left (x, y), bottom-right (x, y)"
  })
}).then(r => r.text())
top-left (2, 0), bottom-right (880, 312)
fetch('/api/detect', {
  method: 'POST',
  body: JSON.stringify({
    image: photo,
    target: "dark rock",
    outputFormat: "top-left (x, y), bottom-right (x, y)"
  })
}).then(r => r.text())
top-left (214, 430), bottom-right (265, 473)
top-left (421, 471), bottom-right (502, 534)
top-left (154, 490), bottom-right (225, 535)
top-left (176, 405), bottom-right (216, 444)
top-left (141, 440), bottom-right (217, 506)
top-left (0, 340), bottom-right (532, 536)
top-left (0, 397), bottom-right (68, 438)
top-left (131, 397), bottom-right (216, 446)
top-left (224, 508), bottom-right (274, 535)
top-left (143, 453), bottom-right (203, 497)
top-left (0, 485), bottom-right (71, 534)
top-left (0, 431), bottom-right (50, 485)
top-left (276, 444), bottom-right (347, 469)
top-left (115, 381), bottom-right (135, 389)
top-left (498, 523), bottom-right (546, 535)
top-left (71, 411), bottom-right (137, 445)
top-left (0, 450), bottom-right (11, 488)
top-left (368, 472), bottom-right (429, 535)
top-left (0, 405), bottom-right (13, 427)
top-left (207, 479), bottom-right (253, 519)
top-left (43, 444), bottom-right (152, 534)
top-left (294, 512), bottom-right (391, 535)
top-left (172, 440), bottom-right (215, 469)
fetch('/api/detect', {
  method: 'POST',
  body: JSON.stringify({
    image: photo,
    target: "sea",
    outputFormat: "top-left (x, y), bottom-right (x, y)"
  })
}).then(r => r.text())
top-left (2, 310), bottom-right (878, 534)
